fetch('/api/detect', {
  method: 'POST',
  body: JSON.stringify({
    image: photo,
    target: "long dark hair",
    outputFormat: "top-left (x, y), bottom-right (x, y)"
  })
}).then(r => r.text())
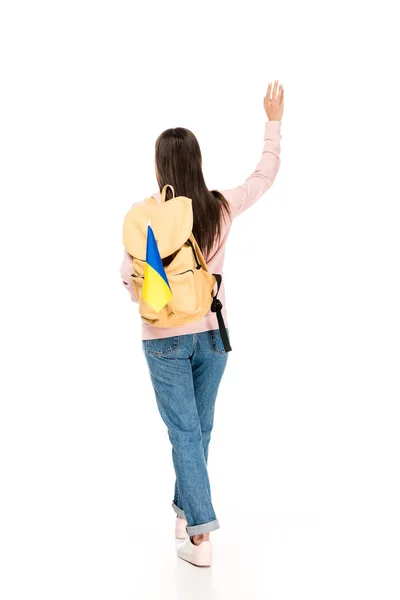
top-left (155, 127), bottom-right (232, 262)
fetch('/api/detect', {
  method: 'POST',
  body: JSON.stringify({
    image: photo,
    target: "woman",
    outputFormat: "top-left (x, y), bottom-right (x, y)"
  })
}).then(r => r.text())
top-left (120, 80), bottom-right (284, 567)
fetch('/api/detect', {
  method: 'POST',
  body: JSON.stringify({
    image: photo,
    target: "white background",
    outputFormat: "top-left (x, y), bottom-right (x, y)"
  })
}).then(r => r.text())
top-left (1, 1), bottom-right (399, 598)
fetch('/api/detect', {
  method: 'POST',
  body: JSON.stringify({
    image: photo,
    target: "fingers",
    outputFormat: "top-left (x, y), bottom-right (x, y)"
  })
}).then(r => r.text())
top-left (264, 83), bottom-right (272, 109)
top-left (264, 80), bottom-right (284, 118)
top-left (265, 80), bottom-right (283, 102)
top-left (272, 79), bottom-right (278, 99)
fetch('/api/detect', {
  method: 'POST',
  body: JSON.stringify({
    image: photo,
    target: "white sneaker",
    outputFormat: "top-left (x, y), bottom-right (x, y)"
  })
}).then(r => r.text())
top-left (175, 516), bottom-right (188, 539)
top-left (177, 536), bottom-right (212, 567)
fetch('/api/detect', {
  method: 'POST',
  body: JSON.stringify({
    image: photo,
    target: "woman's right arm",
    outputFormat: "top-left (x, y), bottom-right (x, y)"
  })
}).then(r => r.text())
top-left (222, 80), bottom-right (284, 219)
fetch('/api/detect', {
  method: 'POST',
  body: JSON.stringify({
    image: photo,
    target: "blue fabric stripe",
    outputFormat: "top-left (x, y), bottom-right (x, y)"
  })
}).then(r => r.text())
top-left (146, 225), bottom-right (170, 288)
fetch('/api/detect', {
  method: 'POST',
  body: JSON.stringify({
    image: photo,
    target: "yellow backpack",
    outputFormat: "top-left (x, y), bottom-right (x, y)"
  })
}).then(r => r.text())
top-left (122, 184), bottom-right (231, 352)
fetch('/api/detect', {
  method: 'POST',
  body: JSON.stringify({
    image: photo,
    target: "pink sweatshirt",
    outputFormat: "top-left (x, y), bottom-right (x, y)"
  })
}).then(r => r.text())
top-left (120, 120), bottom-right (282, 340)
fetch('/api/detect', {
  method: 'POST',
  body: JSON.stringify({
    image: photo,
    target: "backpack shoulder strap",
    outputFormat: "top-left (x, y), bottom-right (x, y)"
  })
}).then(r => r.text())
top-left (187, 232), bottom-right (231, 351)
top-left (210, 273), bottom-right (232, 352)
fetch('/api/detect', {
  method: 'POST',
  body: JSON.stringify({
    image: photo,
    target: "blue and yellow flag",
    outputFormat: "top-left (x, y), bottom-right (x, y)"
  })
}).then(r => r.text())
top-left (142, 221), bottom-right (172, 312)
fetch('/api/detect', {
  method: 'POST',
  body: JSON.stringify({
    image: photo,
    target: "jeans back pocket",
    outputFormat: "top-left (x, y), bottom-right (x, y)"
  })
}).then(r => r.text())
top-left (143, 336), bottom-right (180, 357)
top-left (208, 329), bottom-right (228, 355)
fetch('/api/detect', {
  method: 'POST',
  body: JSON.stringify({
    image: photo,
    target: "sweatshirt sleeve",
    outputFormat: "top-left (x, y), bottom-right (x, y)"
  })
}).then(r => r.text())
top-left (223, 120), bottom-right (282, 219)
top-left (120, 249), bottom-right (139, 303)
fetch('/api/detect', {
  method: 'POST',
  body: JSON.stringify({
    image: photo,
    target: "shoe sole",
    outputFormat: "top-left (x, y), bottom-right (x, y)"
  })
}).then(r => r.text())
top-left (177, 554), bottom-right (212, 567)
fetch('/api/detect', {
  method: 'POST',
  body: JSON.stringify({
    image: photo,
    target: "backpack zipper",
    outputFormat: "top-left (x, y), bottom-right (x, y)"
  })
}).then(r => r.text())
top-left (187, 239), bottom-right (202, 270)
top-left (131, 269), bottom-right (194, 278)
top-left (170, 269), bottom-right (194, 276)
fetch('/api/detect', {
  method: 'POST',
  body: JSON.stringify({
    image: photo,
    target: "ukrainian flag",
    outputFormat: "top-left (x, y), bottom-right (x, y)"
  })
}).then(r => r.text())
top-left (142, 220), bottom-right (172, 312)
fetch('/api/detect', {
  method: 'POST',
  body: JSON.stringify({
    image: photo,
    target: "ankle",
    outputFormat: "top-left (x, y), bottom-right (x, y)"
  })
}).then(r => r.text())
top-left (191, 533), bottom-right (210, 545)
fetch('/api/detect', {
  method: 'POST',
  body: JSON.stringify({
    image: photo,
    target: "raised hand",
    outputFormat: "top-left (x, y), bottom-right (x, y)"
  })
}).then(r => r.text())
top-left (264, 80), bottom-right (284, 121)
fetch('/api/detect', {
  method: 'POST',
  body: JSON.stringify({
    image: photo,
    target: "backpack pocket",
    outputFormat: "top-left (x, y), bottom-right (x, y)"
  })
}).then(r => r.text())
top-left (167, 269), bottom-right (199, 314)
top-left (131, 274), bottom-right (161, 322)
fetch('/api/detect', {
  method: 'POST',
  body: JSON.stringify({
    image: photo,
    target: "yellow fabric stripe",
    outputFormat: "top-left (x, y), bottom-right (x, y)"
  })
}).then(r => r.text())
top-left (142, 262), bottom-right (172, 312)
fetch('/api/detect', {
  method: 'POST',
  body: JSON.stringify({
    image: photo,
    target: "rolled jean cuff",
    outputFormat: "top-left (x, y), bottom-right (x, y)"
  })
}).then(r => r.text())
top-left (172, 501), bottom-right (185, 518)
top-left (186, 518), bottom-right (220, 536)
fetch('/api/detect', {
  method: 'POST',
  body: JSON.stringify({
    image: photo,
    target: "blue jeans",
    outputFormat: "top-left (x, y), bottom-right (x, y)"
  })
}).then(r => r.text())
top-left (142, 328), bottom-right (229, 536)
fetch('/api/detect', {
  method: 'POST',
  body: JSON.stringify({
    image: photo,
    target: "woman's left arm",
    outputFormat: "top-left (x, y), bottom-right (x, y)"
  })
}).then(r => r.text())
top-left (120, 249), bottom-right (139, 303)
